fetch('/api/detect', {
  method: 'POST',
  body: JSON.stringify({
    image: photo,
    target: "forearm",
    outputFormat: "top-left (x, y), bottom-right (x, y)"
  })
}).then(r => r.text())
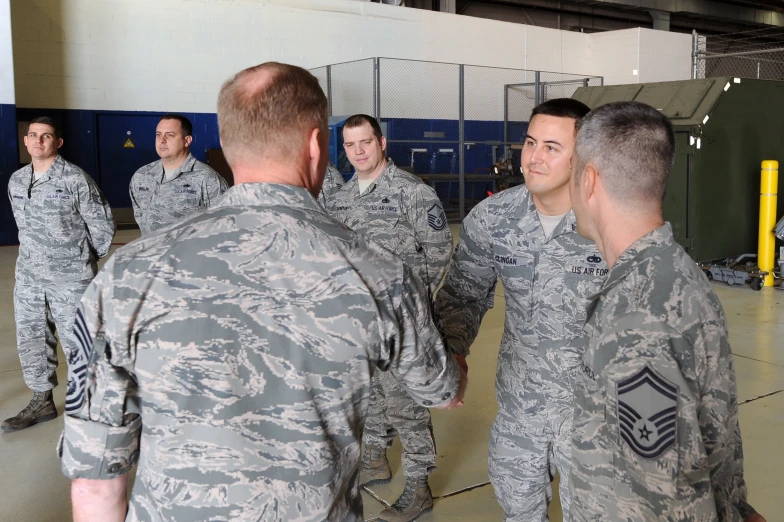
top-left (72, 475), bottom-right (128, 522)
top-left (436, 286), bottom-right (492, 357)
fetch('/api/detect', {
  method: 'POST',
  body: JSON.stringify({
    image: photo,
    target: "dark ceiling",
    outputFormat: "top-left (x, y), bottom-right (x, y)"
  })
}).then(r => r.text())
top-left (404, 0), bottom-right (784, 35)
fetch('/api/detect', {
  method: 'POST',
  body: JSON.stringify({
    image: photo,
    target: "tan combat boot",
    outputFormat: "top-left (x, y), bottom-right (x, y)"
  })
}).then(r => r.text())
top-left (358, 445), bottom-right (392, 487)
top-left (1, 391), bottom-right (57, 432)
top-left (377, 476), bottom-right (433, 522)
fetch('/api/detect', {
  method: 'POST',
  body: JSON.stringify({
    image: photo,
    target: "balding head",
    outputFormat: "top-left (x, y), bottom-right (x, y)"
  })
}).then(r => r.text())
top-left (217, 62), bottom-right (328, 166)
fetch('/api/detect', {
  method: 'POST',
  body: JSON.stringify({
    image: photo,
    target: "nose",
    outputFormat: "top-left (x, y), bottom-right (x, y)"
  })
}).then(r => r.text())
top-left (528, 145), bottom-right (543, 165)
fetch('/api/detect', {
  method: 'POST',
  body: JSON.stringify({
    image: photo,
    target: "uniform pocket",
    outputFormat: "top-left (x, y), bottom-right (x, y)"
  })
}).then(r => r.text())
top-left (10, 193), bottom-right (26, 228)
top-left (172, 193), bottom-right (201, 212)
top-left (562, 272), bottom-right (599, 336)
top-left (493, 252), bottom-right (534, 320)
top-left (43, 193), bottom-right (76, 243)
top-left (495, 344), bottom-right (529, 411)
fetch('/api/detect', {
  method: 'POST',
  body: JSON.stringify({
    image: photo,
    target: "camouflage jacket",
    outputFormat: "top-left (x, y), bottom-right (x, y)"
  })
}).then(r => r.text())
top-left (329, 160), bottom-right (452, 295)
top-left (8, 155), bottom-right (115, 284)
top-left (130, 153), bottom-right (228, 235)
top-left (571, 223), bottom-right (756, 521)
top-left (317, 163), bottom-right (345, 208)
top-left (436, 185), bottom-right (606, 408)
top-left (59, 183), bottom-right (459, 522)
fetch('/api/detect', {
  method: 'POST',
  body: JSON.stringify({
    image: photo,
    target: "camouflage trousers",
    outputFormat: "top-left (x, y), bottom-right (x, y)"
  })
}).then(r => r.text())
top-left (362, 369), bottom-right (436, 479)
top-left (489, 350), bottom-right (573, 522)
top-left (13, 281), bottom-right (90, 392)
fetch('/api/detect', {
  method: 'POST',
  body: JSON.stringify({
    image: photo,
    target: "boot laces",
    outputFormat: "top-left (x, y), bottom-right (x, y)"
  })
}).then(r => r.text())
top-left (391, 478), bottom-right (425, 510)
top-left (18, 393), bottom-right (47, 416)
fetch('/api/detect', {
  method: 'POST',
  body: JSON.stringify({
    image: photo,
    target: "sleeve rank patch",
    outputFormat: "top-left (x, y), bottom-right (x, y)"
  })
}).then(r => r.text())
top-left (616, 364), bottom-right (678, 459)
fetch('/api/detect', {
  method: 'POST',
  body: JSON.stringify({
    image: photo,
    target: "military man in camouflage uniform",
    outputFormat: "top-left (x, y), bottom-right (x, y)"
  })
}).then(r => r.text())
top-left (569, 101), bottom-right (764, 522)
top-left (436, 99), bottom-right (605, 522)
top-left (61, 62), bottom-right (465, 522)
top-left (130, 114), bottom-right (228, 235)
top-left (2, 116), bottom-right (115, 433)
top-left (317, 162), bottom-right (344, 208)
top-left (329, 114), bottom-right (453, 522)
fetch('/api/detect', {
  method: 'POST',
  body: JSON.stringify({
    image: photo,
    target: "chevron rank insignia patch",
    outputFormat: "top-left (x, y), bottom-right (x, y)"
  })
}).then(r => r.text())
top-left (427, 203), bottom-right (447, 231)
top-left (616, 364), bottom-right (678, 459)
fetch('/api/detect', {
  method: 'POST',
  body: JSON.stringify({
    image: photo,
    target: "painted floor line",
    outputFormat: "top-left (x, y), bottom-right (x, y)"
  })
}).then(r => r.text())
top-left (734, 353), bottom-right (784, 368)
top-left (740, 388), bottom-right (784, 405)
top-left (363, 480), bottom-right (493, 520)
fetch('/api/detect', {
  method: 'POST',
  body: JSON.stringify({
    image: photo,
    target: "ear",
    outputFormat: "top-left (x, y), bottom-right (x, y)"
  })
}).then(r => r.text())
top-left (583, 163), bottom-right (598, 202)
top-left (184, 135), bottom-right (193, 148)
top-left (308, 127), bottom-right (326, 197)
top-left (56, 138), bottom-right (64, 150)
top-left (380, 135), bottom-right (387, 153)
top-left (23, 135), bottom-right (29, 147)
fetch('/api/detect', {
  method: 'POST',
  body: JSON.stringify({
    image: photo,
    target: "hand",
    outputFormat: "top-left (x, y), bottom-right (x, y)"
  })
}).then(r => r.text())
top-left (442, 361), bottom-right (468, 410)
top-left (745, 515), bottom-right (766, 522)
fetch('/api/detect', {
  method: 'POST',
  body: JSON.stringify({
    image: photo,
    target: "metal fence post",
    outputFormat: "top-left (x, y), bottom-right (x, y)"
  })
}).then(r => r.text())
top-left (534, 71), bottom-right (541, 106)
top-left (459, 64), bottom-right (465, 221)
top-left (503, 84), bottom-right (508, 159)
top-left (691, 30), bottom-right (699, 80)
top-left (326, 65), bottom-right (333, 116)
top-left (373, 58), bottom-right (381, 121)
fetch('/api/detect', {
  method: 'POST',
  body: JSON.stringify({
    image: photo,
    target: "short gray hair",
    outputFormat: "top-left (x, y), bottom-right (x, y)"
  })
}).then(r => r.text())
top-left (574, 101), bottom-right (675, 205)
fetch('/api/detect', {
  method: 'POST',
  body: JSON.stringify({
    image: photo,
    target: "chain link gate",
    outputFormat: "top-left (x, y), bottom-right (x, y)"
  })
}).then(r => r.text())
top-left (692, 28), bottom-right (784, 81)
top-left (312, 58), bottom-right (601, 220)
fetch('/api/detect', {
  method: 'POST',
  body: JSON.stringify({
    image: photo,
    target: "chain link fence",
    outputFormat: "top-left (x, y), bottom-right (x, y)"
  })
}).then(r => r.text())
top-left (312, 58), bottom-right (602, 219)
top-left (692, 28), bottom-right (784, 81)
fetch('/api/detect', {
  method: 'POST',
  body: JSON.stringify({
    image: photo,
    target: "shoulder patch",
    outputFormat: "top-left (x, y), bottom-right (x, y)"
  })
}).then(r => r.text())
top-left (427, 203), bottom-right (447, 231)
top-left (616, 364), bottom-right (678, 459)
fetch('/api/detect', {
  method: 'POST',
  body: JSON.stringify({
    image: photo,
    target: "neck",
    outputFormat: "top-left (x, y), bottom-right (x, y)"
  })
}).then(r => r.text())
top-left (356, 158), bottom-right (387, 181)
top-left (531, 187), bottom-right (571, 216)
top-left (595, 207), bottom-right (663, 267)
top-left (31, 155), bottom-right (57, 174)
top-left (231, 157), bottom-right (316, 195)
top-left (162, 152), bottom-right (189, 171)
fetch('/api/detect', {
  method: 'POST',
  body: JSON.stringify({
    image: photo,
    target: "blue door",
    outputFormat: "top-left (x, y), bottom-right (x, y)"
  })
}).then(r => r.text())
top-left (96, 114), bottom-right (160, 209)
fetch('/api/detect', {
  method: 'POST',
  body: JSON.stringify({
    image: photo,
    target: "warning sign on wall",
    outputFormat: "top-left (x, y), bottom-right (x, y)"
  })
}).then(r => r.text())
top-left (124, 138), bottom-right (135, 148)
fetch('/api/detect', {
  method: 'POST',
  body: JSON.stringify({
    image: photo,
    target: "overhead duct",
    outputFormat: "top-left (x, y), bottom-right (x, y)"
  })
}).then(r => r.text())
top-left (573, 0), bottom-right (784, 28)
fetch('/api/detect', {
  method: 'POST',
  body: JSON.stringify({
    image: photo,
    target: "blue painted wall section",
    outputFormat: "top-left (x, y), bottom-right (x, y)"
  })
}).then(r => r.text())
top-left (14, 108), bottom-right (221, 211)
top-left (0, 103), bottom-right (18, 245)
top-left (4, 109), bottom-right (524, 242)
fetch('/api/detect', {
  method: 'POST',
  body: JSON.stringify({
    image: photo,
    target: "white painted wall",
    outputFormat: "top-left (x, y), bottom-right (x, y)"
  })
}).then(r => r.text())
top-left (638, 29), bottom-right (693, 83)
top-left (0, 0), bottom-right (14, 105)
top-left (581, 29), bottom-right (642, 86)
top-left (10, 0), bottom-right (692, 118)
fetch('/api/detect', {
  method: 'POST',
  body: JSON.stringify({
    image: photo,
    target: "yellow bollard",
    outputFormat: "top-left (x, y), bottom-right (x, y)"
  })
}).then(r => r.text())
top-left (758, 160), bottom-right (778, 287)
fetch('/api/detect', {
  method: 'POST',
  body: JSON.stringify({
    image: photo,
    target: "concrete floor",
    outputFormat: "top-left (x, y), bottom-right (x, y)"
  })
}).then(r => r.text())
top-left (0, 225), bottom-right (782, 521)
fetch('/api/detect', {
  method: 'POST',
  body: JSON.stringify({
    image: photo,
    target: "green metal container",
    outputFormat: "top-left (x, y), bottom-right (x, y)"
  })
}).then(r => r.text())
top-left (572, 78), bottom-right (784, 262)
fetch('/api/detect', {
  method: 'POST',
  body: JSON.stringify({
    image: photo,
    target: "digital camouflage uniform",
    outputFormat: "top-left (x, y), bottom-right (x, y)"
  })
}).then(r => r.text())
top-left (317, 162), bottom-right (345, 208)
top-left (7, 154), bottom-right (115, 393)
top-left (571, 223), bottom-right (757, 522)
top-left (330, 160), bottom-right (452, 479)
top-left (60, 182), bottom-right (460, 522)
top-left (435, 185), bottom-right (607, 522)
top-left (130, 153), bottom-right (228, 235)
